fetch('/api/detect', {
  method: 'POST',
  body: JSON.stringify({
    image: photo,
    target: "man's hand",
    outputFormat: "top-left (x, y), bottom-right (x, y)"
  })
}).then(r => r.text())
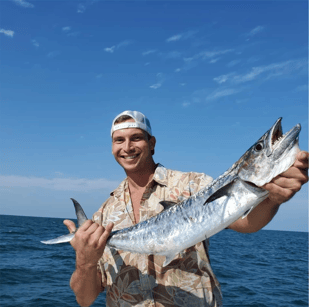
top-left (63, 219), bottom-right (114, 268)
top-left (262, 151), bottom-right (309, 205)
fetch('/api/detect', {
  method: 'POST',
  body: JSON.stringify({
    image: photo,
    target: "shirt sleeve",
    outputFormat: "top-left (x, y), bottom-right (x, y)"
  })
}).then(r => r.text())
top-left (92, 206), bottom-right (109, 290)
top-left (186, 171), bottom-right (213, 196)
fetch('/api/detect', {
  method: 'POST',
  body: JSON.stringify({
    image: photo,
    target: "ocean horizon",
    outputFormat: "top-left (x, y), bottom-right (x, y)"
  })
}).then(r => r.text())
top-left (1, 214), bottom-right (308, 307)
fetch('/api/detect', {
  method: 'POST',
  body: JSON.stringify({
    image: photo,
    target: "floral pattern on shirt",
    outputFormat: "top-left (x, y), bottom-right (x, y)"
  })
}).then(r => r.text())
top-left (93, 164), bottom-right (222, 306)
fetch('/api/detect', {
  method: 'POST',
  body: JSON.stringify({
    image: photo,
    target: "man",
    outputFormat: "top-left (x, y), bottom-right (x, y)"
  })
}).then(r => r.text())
top-left (64, 111), bottom-right (308, 307)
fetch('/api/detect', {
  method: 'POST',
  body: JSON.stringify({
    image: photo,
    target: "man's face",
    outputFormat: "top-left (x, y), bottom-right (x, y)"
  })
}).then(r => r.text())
top-left (112, 119), bottom-right (155, 174)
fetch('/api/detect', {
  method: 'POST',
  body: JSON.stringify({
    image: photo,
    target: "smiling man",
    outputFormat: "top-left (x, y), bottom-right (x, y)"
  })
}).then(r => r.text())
top-left (64, 110), bottom-right (308, 307)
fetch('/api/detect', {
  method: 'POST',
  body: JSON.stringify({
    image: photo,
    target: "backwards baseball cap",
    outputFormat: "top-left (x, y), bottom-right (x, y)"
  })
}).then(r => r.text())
top-left (111, 110), bottom-right (152, 137)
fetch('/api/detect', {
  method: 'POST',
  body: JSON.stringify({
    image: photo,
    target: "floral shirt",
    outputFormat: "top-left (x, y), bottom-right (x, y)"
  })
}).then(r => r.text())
top-left (93, 164), bottom-right (223, 307)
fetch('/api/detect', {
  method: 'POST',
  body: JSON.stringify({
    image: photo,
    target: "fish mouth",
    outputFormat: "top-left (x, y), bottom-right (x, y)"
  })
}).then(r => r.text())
top-left (267, 118), bottom-right (301, 157)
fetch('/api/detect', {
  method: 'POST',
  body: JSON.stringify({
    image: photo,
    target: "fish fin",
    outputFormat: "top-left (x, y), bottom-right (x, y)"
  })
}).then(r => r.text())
top-left (41, 233), bottom-right (75, 245)
top-left (205, 180), bottom-right (235, 204)
top-left (159, 201), bottom-right (177, 211)
top-left (242, 206), bottom-right (254, 219)
top-left (71, 198), bottom-right (88, 227)
top-left (163, 253), bottom-right (178, 267)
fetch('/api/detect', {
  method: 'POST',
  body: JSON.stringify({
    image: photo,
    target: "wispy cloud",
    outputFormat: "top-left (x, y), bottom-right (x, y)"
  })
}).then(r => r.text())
top-left (142, 49), bottom-right (157, 56)
top-left (166, 30), bottom-right (197, 42)
top-left (214, 58), bottom-right (307, 85)
top-left (47, 51), bottom-right (60, 58)
top-left (150, 73), bottom-right (165, 89)
top-left (12, 0), bottom-right (34, 8)
top-left (247, 26), bottom-right (265, 37)
top-left (213, 73), bottom-right (236, 84)
top-left (233, 59), bottom-right (306, 83)
top-left (227, 59), bottom-right (241, 67)
top-left (206, 88), bottom-right (242, 101)
top-left (31, 39), bottom-right (39, 47)
top-left (177, 48), bottom-right (234, 72)
top-left (0, 175), bottom-right (119, 192)
top-left (295, 84), bottom-right (308, 92)
top-left (209, 58), bottom-right (220, 64)
top-left (104, 40), bottom-right (132, 53)
top-left (62, 26), bottom-right (71, 32)
top-left (77, 4), bottom-right (86, 13)
top-left (104, 46), bottom-right (116, 53)
top-left (0, 29), bottom-right (14, 37)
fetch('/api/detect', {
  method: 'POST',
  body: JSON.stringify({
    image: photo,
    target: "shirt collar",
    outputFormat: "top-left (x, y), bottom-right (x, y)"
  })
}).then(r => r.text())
top-left (110, 163), bottom-right (168, 198)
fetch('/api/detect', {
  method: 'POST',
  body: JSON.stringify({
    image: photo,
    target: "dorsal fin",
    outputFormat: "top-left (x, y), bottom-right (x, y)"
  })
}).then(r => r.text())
top-left (71, 198), bottom-right (88, 227)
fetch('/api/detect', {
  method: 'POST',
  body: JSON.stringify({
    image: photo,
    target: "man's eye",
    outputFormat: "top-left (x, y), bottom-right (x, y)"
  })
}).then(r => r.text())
top-left (133, 136), bottom-right (142, 141)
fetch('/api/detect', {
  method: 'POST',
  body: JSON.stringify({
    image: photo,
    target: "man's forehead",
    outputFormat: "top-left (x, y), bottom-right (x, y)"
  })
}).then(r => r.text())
top-left (112, 126), bottom-right (145, 138)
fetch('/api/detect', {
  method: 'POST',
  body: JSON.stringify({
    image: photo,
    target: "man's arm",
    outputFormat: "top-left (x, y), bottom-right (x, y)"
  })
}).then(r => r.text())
top-left (64, 219), bottom-right (113, 307)
top-left (229, 151), bottom-right (308, 233)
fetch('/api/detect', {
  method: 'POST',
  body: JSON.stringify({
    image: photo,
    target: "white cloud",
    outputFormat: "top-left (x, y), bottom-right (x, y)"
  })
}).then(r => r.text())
top-left (166, 34), bottom-right (182, 42)
top-left (62, 26), bottom-right (71, 32)
top-left (77, 4), bottom-right (86, 13)
top-left (182, 102), bottom-right (190, 107)
top-left (104, 46), bottom-right (116, 53)
top-left (213, 59), bottom-right (306, 86)
top-left (213, 73), bottom-right (235, 84)
top-left (227, 59), bottom-right (241, 67)
top-left (150, 83), bottom-right (161, 89)
top-left (295, 85), bottom-right (308, 92)
top-left (206, 88), bottom-right (242, 101)
top-left (104, 40), bottom-right (132, 54)
top-left (233, 59), bottom-right (306, 83)
top-left (0, 29), bottom-right (14, 37)
top-left (248, 26), bottom-right (265, 37)
top-left (166, 30), bottom-right (197, 43)
top-left (209, 58), bottom-right (220, 64)
top-left (0, 175), bottom-right (119, 192)
top-left (31, 39), bottom-right (39, 47)
top-left (150, 73), bottom-right (165, 89)
top-left (199, 49), bottom-right (234, 59)
top-left (142, 49), bottom-right (157, 56)
top-left (12, 0), bottom-right (34, 8)
top-left (117, 40), bottom-right (132, 48)
top-left (47, 51), bottom-right (60, 58)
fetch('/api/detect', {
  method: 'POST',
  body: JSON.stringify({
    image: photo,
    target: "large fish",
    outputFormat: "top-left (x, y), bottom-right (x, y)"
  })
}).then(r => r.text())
top-left (42, 118), bottom-right (301, 266)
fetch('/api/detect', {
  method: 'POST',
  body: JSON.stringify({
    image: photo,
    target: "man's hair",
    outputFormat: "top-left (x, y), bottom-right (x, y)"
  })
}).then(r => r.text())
top-left (113, 115), bottom-right (154, 154)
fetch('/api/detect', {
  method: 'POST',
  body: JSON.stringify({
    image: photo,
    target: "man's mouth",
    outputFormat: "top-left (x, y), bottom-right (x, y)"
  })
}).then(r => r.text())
top-left (122, 154), bottom-right (139, 160)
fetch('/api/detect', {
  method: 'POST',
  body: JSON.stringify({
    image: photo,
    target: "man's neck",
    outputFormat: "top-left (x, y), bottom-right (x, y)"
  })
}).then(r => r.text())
top-left (126, 162), bottom-right (157, 190)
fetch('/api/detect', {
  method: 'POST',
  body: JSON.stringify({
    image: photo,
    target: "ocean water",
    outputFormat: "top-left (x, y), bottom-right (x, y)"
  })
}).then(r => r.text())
top-left (0, 215), bottom-right (308, 307)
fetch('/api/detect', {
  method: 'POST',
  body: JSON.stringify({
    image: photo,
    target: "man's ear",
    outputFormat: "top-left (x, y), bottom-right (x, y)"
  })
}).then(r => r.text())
top-left (150, 136), bottom-right (156, 155)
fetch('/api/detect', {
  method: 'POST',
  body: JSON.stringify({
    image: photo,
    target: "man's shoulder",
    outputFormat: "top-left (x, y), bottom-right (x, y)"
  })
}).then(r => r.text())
top-left (155, 164), bottom-right (213, 188)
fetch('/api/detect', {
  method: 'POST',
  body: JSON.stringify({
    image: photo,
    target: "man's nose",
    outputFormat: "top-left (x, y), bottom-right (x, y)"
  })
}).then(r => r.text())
top-left (124, 140), bottom-right (134, 152)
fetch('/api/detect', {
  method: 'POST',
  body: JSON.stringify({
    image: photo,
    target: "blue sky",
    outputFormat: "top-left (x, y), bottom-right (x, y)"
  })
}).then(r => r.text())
top-left (1, 0), bottom-right (308, 232)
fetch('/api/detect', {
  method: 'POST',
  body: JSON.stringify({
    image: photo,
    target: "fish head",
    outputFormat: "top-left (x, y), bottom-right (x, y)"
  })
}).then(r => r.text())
top-left (237, 118), bottom-right (301, 187)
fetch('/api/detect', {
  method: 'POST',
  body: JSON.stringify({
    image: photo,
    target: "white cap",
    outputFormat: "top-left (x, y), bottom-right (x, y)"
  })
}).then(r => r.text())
top-left (111, 110), bottom-right (152, 136)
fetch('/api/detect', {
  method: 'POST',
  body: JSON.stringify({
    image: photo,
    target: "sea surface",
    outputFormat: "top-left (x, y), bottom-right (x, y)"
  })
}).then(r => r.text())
top-left (0, 215), bottom-right (308, 307)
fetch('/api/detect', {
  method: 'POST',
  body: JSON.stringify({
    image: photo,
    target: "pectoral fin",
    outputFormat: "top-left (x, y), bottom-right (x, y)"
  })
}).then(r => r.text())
top-left (205, 180), bottom-right (235, 204)
top-left (163, 252), bottom-right (178, 267)
top-left (159, 201), bottom-right (177, 211)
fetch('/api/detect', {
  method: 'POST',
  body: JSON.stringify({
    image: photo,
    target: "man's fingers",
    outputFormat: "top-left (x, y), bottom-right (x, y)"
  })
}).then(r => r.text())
top-left (98, 223), bottom-right (114, 247)
top-left (293, 151), bottom-right (309, 170)
top-left (63, 219), bottom-right (77, 234)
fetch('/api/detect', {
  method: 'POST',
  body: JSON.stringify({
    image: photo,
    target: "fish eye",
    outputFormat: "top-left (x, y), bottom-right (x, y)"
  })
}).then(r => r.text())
top-left (254, 143), bottom-right (263, 151)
